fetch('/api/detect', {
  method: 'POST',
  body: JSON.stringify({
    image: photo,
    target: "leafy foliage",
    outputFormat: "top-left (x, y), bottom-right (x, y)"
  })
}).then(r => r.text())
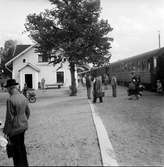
top-left (0, 40), bottom-right (16, 78)
top-left (25, 0), bottom-right (113, 66)
top-left (25, 0), bottom-right (113, 95)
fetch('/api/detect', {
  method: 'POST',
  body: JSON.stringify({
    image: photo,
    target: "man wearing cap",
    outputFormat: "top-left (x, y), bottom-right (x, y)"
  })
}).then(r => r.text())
top-left (3, 79), bottom-right (30, 166)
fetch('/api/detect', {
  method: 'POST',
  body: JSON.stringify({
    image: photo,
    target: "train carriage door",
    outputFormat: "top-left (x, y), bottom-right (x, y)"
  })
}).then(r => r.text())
top-left (153, 57), bottom-right (157, 69)
top-left (157, 54), bottom-right (164, 83)
top-left (149, 57), bottom-right (156, 90)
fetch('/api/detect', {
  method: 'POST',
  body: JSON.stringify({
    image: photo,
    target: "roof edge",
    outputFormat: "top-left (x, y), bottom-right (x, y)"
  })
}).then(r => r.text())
top-left (5, 44), bottom-right (36, 67)
top-left (111, 47), bottom-right (164, 65)
top-left (18, 62), bottom-right (40, 72)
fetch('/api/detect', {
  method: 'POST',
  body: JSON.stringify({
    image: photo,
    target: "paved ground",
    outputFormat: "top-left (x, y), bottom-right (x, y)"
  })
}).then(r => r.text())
top-left (0, 88), bottom-right (101, 166)
top-left (95, 85), bottom-right (164, 166)
top-left (1, 85), bottom-right (164, 166)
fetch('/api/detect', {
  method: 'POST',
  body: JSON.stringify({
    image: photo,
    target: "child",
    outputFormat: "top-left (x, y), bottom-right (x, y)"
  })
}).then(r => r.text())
top-left (0, 121), bottom-right (8, 151)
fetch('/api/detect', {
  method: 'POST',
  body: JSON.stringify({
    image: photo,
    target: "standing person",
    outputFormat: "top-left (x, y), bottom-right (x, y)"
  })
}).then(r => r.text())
top-left (23, 83), bottom-right (28, 98)
top-left (111, 75), bottom-right (117, 97)
top-left (82, 75), bottom-right (86, 87)
top-left (136, 75), bottom-right (142, 96)
top-left (93, 76), bottom-right (103, 103)
top-left (1, 82), bottom-right (4, 91)
top-left (104, 74), bottom-right (109, 90)
top-left (128, 71), bottom-right (139, 100)
top-left (85, 74), bottom-right (92, 99)
top-left (41, 78), bottom-right (45, 90)
top-left (156, 80), bottom-right (163, 93)
top-left (3, 79), bottom-right (30, 167)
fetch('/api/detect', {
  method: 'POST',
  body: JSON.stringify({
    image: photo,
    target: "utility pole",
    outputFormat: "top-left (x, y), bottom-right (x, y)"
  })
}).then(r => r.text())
top-left (158, 30), bottom-right (161, 48)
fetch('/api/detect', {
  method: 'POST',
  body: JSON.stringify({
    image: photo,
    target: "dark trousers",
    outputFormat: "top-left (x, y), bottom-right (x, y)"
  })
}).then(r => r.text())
top-left (112, 85), bottom-right (117, 97)
top-left (93, 96), bottom-right (103, 103)
top-left (87, 87), bottom-right (91, 99)
top-left (10, 131), bottom-right (28, 167)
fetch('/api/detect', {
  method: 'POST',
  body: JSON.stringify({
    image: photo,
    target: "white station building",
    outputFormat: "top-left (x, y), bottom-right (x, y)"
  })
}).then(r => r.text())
top-left (5, 44), bottom-right (78, 90)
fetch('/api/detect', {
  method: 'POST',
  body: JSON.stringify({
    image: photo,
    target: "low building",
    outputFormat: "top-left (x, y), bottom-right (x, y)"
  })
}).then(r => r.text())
top-left (5, 44), bottom-right (78, 90)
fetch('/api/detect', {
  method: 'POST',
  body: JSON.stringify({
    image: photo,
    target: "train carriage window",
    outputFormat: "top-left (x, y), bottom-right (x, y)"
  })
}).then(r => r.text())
top-left (128, 62), bottom-right (131, 70)
top-left (137, 61), bottom-right (141, 71)
top-left (131, 63), bottom-right (134, 68)
top-left (128, 63), bottom-right (131, 71)
top-left (124, 63), bottom-right (128, 71)
top-left (142, 60), bottom-right (145, 71)
top-left (127, 63), bottom-right (129, 70)
top-left (142, 61), bottom-right (144, 70)
top-left (120, 64), bottom-right (122, 71)
top-left (144, 62), bottom-right (147, 71)
top-left (153, 57), bottom-right (157, 69)
top-left (121, 63), bottom-right (125, 71)
top-left (148, 62), bottom-right (150, 71)
top-left (144, 61), bottom-right (148, 71)
top-left (141, 60), bottom-right (144, 71)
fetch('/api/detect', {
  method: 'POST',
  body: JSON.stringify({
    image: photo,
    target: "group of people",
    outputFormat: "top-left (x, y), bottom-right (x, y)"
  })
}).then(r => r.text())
top-left (85, 74), bottom-right (118, 103)
top-left (85, 71), bottom-right (164, 100)
top-left (84, 71), bottom-right (145, 101)
top-left (85, 74), bottom-right (103, 103)
top-left (127, 72), bottom-right (144, 100)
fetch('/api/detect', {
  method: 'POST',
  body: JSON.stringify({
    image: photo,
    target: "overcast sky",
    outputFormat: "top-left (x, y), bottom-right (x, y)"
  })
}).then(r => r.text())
top-left (0, 0), bottom-right (164, 62)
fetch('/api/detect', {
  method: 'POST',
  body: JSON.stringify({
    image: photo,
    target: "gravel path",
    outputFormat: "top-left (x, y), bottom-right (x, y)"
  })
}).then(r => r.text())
top-left (95, 86), bottom-right (164, 166)
top-left (0, 88), bottom-right (101, 166)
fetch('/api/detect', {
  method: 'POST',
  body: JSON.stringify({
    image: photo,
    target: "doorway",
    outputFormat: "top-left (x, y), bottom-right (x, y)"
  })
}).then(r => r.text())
top-left (25, 74), bottom-right (32, 88)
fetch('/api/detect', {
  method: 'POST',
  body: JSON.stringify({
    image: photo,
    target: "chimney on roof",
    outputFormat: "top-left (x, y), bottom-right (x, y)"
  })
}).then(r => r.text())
top-left (158, 30), bottom-right (161, 48)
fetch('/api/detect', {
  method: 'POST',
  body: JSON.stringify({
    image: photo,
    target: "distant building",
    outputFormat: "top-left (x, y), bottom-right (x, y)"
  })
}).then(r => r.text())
top-left (5, 44), bottom-right (78, 90)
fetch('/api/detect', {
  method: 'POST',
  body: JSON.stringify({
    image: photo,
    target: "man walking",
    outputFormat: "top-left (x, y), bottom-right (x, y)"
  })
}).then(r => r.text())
top-left (93, 76), bottom-right (103, 103)
top-left (3, 79), bottom-right (30, 166)
top-left (85, 74), bottom-right (92, 99)
top-left (111, 75), bottom-right (117, 97)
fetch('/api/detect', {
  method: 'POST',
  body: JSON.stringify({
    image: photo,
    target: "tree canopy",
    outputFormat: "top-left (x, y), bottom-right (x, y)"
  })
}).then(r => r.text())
top-left (25, 0), bottom-right (113, 67)
top-left (0, 40), bottom-right (17, 78)
top-left (25, 0), bottom-right (113, 95)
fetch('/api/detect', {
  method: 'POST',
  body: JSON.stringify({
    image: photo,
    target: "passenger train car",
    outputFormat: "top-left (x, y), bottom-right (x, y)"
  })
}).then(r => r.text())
top-left (110, 47), bottom-right (164, 90)
top-left (81, 47), bottom-right (164, 91)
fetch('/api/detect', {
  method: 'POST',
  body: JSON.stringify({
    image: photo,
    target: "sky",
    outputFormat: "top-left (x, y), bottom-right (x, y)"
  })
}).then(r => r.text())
top-left (0, 0), bottom-right (164, 62)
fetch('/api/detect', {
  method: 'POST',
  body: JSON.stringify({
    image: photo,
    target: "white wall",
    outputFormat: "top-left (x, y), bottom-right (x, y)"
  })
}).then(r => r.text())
top-left (19, 66), bottom-right (38, 90)
top-left (12, 46), bottom-right (78, 89)
top-left (12, 47), bottom-right (38, 84)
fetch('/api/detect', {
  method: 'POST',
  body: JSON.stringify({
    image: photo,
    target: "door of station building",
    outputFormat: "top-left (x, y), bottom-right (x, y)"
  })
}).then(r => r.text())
top-left (25, 74), bottom-right (32, 88)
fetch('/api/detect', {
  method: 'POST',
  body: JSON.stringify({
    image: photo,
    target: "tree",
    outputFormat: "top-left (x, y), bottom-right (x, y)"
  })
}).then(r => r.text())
top-left (25, 0), bottom-right (113, 95)
top-left (0, 40), bottom-right (17, 78)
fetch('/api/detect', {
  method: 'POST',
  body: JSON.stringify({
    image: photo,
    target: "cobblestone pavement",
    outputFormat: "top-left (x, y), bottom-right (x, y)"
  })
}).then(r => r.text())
top-left (95, 86), bottom-right (164, 166)
top-left (0, 88), bottom-right (101, 166)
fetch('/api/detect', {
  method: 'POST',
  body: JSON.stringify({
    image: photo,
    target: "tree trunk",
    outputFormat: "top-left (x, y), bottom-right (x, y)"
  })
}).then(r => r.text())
top-left (70, 62), bottom-right (77, 96)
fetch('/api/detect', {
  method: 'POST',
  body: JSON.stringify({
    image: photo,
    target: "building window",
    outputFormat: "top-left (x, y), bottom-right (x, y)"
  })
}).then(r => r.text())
top-left (57, 71), bottom-right (64, 83)
top-left (38, 55), bottom-right (49, 63)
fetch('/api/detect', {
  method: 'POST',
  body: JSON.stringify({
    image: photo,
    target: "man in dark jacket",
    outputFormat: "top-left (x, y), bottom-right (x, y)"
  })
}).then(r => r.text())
top-left (3, 79), bottom-right (30, 167)
top-left (85, 74), bottom-right (92, 99)
top-left (111, 75), bottom-right (117, 97)
top-left (93, 76), bottom-right (103, 103)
